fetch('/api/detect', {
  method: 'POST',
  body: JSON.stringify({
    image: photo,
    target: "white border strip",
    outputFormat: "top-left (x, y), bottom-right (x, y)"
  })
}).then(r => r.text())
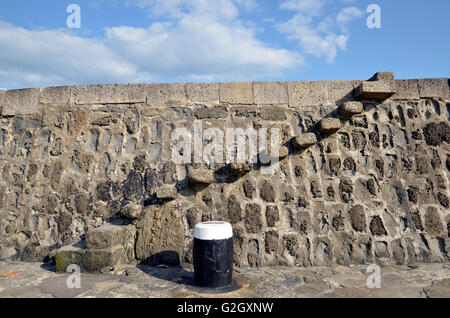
top-left (194, 221), bottom-right (233, 240)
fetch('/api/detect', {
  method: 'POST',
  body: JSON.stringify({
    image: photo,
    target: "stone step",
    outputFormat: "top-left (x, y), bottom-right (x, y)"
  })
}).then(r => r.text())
top-left (53, 224), bottom-right (136, 273)
top-left (120, 204), bottom-right (143, 220)
top-left (356, 71), bottom-right (396, 100)
top-left (356, 81), bottom-right (396, 100)
top-left (156, 186), bottom-right (178, 201)
top-left (55, 243), bottom-right (85, 273)
top-left (259, 145), bottom-right (289, 164)
top-left (85, 224), bottom-right (129, 250)
top-left (55, 243), bottom-right (124, 273)
top-left (82, 246), bottom-right (124, 273)
top-left (229, 162), bottom-right (253, 176)
top-left (340, 101), bottom-right (364, 119)
top-left (292, 133), bottom-right (317, 150)
top-left (369, 72), bottom-right (395, 82)
top-left (318, 118), bottom-right (342, 136)
top-left (188, 166), bottom-right (215, 184)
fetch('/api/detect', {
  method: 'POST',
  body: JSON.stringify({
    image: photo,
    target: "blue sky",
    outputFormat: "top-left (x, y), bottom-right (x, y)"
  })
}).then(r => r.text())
top-left (0, 0), bottom-right (448, 89)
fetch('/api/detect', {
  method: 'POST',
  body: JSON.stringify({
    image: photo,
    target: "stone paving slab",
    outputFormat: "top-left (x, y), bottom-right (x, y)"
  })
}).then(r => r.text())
top-left (0, 262), bottom-right (448, 298)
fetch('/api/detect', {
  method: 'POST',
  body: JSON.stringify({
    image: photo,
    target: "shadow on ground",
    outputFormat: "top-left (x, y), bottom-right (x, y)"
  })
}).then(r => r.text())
top-left (137, 262), bottom-right (196, 287)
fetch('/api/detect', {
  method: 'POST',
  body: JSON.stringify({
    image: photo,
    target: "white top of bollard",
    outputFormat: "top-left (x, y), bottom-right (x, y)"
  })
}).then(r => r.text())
top-left (194, 221), bottom-right (233, 240)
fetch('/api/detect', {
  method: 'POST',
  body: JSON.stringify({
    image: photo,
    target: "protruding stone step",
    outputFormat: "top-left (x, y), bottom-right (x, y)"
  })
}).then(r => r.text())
top-left (55, 243), bottom-right (124, 273)
top-left (340, 101), bottom-right (364, 119)
top-left (369, 72), bottom-right (395, 82)
top-left (55, 224), bottom-right (135, 272)
top-left (292, 133), bottom-right (317, 150)
top-left (356, 72), bottom-right (396, 100)
top-left (356, 81), bottom-right (396, 100)
top-left (55, 243), bottom-right (85, 272)
top-left (229, 162), bottom-right (253, 176)
top-left (85, 224), bottom-right (128, 250)
top-left (82, 246), bottom-right (124, 273)
top-left (121, 204), bottom-right (142, 219)
top-left (260, 145), bottom-right (289, 164)
top-left (156, 186), bottom-right (178, 201)
top-left (188, 166), bottom-right (215, 184)
top-left (319, 118), bottom-right (342, 135)
top-left (279, 145), bottom-right (289, 159)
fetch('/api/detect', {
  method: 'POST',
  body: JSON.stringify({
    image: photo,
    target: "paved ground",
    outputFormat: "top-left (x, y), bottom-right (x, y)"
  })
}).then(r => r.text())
top-left (0, 261), bottom-right (448, 298)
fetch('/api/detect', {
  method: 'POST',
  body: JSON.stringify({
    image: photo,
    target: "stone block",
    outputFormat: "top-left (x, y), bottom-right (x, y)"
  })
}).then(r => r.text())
top-left (82, 246), bottom-right (123, 272)
top-left (186, 83), bottom-right (219, 103)
top-left (220, 82), bottom-right (253, 104)
top-left (253, 82), bottom-right (288, 104)
top-left (288, 80), bottom-right (356, 107)
top-left (229, 162), bottom-right (252, 176)
top-left (319, 118), bottom-right (342, 135)
top-left (40, 86), bottom-right (72, 106)
top-left (260, 145), bottom-right (289, 163)
top-left (2, 88), bottom-right (40, 116)
top-left (292, 133), bottom-right (317, 150)
top-left (418, 78), bottom-right (450, 99)
top-left (355, 81), bottom-right (396, 100)
top-left (369, 72), bottom-right (395, 82)
top-left (121, 204), bottom-right (143, 219)
top-left (90, 113), bottom-right (120, 126)
top-left (72, 84), bottom-right (148, 105)
top-left (349, 205), bottom-right (366, 232)
top-left (188, 166), bottom-right (215, 184)
top-left (55, 243), bottom-right (86, 272)
top-left (424, 206), bottom-right (444, 238)
top-left (259, 107), bottom-right (286, 121)
top-left (135, 202), bottom-right (184, 265)
top-left (85, 224), bottom-right (128, 250)
top-left (288, 81), bottom-right (327, 107)
top-left (156, 186), bottom-right (178, 200)
top-left (147, 83), bottom-right (186, 105)
top-left (194, 106), bottom-right (228, 119)
top-left (327, 80), bottom-right (359, 105)
top-left (340, 101), bottom-right (363, 118)
top-left (392, 80), bottom-right (420, 100)
top-left (279, 145), bottom-right (289, 159)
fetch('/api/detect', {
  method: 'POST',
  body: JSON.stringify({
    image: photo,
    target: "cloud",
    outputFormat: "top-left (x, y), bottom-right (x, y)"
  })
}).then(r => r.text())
top-left (337, 7), bottom-right (365, 25)
top-left (0, 22), bottom-right (138, 88)
top-left (280, 0), bottom-right (325, 17)
top-left (105, 17), bottom-right (302, 81)
top-left (0, 0), bottom-right (302, 88)
top-left (278, 0), bottom-right (364, 63)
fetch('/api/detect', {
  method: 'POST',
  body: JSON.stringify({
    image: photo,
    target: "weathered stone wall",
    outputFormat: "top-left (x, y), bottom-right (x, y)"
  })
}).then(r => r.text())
top-left (0, 75), bottom-right (449, 269)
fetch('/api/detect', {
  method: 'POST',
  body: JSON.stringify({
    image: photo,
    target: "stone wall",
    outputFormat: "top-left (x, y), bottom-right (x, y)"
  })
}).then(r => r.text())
top-left (0, 74), bottom-right (449, 269)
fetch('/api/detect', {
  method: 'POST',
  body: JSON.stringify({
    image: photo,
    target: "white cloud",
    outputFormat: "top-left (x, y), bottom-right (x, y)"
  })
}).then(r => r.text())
top-left (280, 0), bottom-right (325, 17)
top-left (337, 7), bottom-right (364, 25)
top-left (105, 16), bottom-right (302, 81)
top-left (128, 0), bottom-right (241, 21)
top-left (278, 0), bottom-right (364, 63)
top-left (0, 22), bottom-right (138, 88)
top-left (0, 1), bottom-right (303, 88)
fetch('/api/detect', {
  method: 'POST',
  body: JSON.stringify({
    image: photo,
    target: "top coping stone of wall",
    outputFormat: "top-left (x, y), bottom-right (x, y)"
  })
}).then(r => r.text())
top-left (0, 76), bottom-right (448, 116)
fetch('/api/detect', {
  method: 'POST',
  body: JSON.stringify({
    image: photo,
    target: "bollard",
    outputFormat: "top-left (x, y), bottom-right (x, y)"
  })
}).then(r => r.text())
top-left (193, 221), bottom-right (234, 288)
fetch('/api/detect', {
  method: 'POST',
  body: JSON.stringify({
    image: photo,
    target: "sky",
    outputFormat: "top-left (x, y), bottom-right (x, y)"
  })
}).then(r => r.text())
top-left (0, 0), bottom-right (449, 89)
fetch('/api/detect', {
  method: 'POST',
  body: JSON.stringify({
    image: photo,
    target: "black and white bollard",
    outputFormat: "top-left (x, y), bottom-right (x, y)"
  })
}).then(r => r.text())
top-left (193, 221), bottom-right (234, 289)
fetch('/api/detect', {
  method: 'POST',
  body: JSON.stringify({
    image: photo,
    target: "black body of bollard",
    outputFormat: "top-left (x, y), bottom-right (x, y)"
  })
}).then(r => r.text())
top-left (193, 221), bottom-right (234, 288)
